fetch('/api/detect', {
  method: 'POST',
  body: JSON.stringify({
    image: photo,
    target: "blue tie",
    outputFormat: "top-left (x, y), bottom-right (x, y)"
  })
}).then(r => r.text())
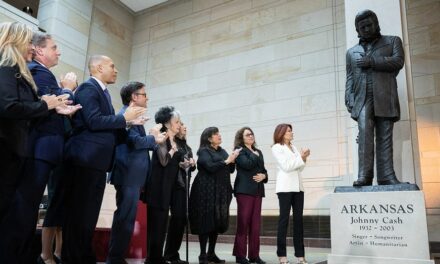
top-left (103, 88), bottom-right (112, 106)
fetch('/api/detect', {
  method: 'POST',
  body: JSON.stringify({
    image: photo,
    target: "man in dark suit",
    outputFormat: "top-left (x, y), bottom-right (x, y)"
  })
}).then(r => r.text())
top-left (106, 81), bottom-right (165, 264)
top-left (345, 10), bottom-right (404, 186)
top-left (62, 55), bottom-right (146, 264)
top-left (28, 32), bottom-right (80, 264)
top-left (0, 32), bottom-right (81, 264)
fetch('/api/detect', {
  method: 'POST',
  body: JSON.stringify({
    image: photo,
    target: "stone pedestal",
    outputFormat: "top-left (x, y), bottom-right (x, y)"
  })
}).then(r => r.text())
top-left (328, 189), bottom-right (434, 264)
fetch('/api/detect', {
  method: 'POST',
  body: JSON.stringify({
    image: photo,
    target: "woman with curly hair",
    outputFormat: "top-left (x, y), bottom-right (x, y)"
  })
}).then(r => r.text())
top-left (189, 127), bottom-right (241, 264)
top-left (145, 106), bottom-right (184, 264)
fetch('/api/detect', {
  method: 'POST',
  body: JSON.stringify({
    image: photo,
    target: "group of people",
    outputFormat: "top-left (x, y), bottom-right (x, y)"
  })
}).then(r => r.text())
top-left (0, 21), bottom-right (147, 264)
top-left (0, 21), bottom-right (311, 264)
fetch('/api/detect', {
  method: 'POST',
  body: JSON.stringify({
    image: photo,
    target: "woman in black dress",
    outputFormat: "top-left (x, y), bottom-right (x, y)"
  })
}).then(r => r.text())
top-left (189, 127), bottom-right (241, 264)
top-left (145, 106), bottom-right (182, 264)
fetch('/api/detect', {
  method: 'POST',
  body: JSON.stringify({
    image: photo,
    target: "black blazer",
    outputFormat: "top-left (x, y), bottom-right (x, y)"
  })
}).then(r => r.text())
top-left (0, 65), bottom-right (48, 157)
top-left (233, 147), bottom-right (268, 197)
top-left (64, 78), bottom-right (126, 172)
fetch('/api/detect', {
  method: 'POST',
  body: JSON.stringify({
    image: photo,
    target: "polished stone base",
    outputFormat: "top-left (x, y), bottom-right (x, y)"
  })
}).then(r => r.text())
top-left (334, 183), bottom-right (419, 193)
top-left (328, 191), bottom-right (432, 264)
top-left (328, 254), bottom-right (434, 264)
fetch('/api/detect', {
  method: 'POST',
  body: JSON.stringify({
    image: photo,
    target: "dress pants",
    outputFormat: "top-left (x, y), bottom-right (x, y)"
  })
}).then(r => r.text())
top-left (62, 165), bottom-right (106, 264)
top-left (107, 185), bottom-right (141, 264)
top-left (0, 159), bottom-right (53, 263)
top-left (146, 206), bottom-right (169, 264)
top-left (276, 192), bottom-right (304, 258)
top-left (357, 95), bottom-right (396, 181)
top-left (164, 187), bottom-right (186, 261)
top-left (233, 194), bottom-right (262, 259)
top-left (0, 141), bottom-right (25, 224)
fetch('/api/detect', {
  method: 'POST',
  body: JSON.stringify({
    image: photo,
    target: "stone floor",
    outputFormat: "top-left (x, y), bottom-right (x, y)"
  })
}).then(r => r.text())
top-left (98, 242), bottom-right (331, 264)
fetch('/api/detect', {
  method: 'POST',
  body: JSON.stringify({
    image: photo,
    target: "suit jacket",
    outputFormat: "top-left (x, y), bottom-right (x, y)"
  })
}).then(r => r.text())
top-left (28, 60), bottom-right (73, 164)
top-left (109, 106), bottom-right (156, 187)
top-left (0, 65), bottom-right (48, 157)
top-left (271, 143), bottom-right (305, 193)
top-left (233, 147), bottom-right (268, 197)
top-left (64, 78), bottom-right (126, 172)
top-left (345, 35), bottom-right (404, 122)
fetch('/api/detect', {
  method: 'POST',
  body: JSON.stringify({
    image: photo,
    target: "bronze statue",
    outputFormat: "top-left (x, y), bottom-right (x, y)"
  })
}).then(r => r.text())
top-left (345, 10), bottom-right (404, 186)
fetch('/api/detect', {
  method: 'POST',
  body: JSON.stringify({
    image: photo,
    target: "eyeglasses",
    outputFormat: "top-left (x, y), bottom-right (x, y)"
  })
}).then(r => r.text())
top-left (135, 93), bottom-right (147, 97)
top-left (244, 133), bottom-right (254, 137)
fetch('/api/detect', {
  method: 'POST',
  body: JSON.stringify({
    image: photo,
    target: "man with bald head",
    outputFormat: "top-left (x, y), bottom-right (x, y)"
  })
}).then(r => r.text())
top-left (62, 55), bottom-right (145, 264)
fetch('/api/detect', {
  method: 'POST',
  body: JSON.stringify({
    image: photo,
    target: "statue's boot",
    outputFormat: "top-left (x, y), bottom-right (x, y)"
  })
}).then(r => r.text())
top-left (377, 176), bottom-right (401, 185)
top-left (353, 177), bottom-right (373, 186)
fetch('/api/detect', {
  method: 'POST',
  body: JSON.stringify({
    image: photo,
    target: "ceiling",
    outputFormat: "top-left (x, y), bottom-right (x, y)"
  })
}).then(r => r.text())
top-left (118, 0), bottom-right (169, 13)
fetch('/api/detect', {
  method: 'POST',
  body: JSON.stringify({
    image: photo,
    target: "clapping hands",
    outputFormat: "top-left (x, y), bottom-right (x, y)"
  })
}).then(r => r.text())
top-left (42, 93), bottom-right (82, 116)
top-left (55, 104), bottom-right (82, 115)
top-left (42, 94), bottom-right (69, 110)
top-left (225, 147), bottom-right (242, 164)
top-left (60, 72), bottom-right (78, 91)
top-left (124, 102), bottom-right (146, 123)
top-left (149, 124), bottom-right (167, 144)
top-left (300, 147), bottom-right (310, 162)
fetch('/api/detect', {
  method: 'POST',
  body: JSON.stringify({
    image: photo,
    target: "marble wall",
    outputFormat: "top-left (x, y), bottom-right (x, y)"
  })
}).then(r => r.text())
top-left (132, 0), bottom-right (347, 216)
top-left (86, 0), bottom-right (135, 109)
top-left (406, 0), bottom-right (440, 241)
top-left (37, 0), bottom-right (93, 88)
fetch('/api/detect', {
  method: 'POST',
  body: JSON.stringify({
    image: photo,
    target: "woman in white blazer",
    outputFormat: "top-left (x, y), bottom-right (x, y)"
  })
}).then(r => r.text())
top-left (271, 124), bottom-right (310, 264)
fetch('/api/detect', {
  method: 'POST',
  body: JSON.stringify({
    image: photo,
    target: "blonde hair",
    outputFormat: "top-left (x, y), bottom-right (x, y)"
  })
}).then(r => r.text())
top-left (0, 22), bottom-right (36, 90)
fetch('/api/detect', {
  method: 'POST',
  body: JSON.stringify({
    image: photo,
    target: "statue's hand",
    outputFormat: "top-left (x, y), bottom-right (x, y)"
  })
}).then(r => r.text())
top-left (346, 98), bottom-right (354, 113)
top-left (356, 56), bottom-right (372, 69)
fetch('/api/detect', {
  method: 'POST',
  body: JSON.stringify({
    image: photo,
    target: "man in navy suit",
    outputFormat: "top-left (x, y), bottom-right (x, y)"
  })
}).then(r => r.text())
top-left (62, 55), bottom-right (146, 264)
top-left (29, 32), bottom-right (80, 264)
top-left (106, 82), bottom-right (165, 264)
top-left (0, 32), bottom-right (81, 264)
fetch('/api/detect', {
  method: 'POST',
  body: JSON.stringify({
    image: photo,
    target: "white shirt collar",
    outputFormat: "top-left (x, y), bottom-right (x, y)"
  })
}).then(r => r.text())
top-left (92, 76), bottom-right (107, 91)
top-left (34, 59), bottom-right (48, 69)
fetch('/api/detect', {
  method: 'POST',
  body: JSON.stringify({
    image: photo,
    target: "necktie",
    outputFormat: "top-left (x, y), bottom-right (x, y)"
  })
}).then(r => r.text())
top-left (103, 88), bottom-right (112, 106)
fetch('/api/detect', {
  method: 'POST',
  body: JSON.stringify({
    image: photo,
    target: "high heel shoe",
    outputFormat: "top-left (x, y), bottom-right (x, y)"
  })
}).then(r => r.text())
top-left (236, 257), bottom-right (250, 264)
top-left (37, 255), bottom-right (55, 264)
top-left (249, 257), bottom-right (266, 264)
top-left (278, 257), bottom-right (289, 264)
top-left (53, 255), bottom-right (62, 264)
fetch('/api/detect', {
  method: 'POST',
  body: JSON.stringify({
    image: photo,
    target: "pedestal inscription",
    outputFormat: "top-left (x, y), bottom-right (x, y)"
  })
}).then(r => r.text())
top-left (328, 191), bottom-right (434, 264)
